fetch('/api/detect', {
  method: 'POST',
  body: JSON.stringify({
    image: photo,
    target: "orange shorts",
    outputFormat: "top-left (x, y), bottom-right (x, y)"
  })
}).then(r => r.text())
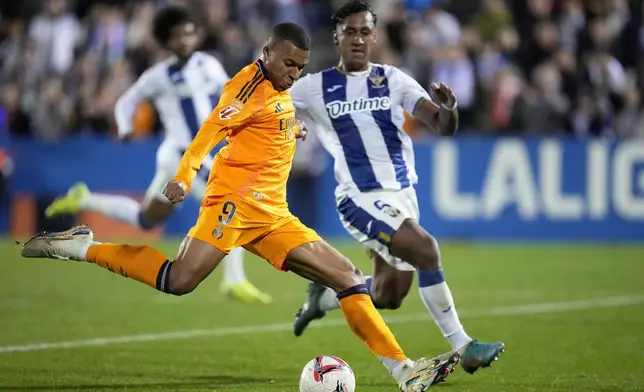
top-left (187, 193), bottom-right (321, 271)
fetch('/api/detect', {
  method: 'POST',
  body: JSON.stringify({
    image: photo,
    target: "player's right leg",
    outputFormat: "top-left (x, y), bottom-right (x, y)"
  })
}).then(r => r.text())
top-left (287, 243), bottom-right (458, 391)
top-left (297, 188), bottom-right (503, 373)
top-left (246, 219), bottom-right (459, 391)
top-left (294, 251), bottom-right (413, 336)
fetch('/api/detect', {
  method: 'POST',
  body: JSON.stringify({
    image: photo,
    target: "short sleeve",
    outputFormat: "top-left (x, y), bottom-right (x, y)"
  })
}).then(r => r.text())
top-left (206, 67), bottom-right (266, 128)
top-left (289, 74), bottom-right (311, 111)
top-left (203, 54), bottom-right (230, 88)
top-left (114, 67), bottom-right (160, 134)
top-left (392, 67), bottom-right (431, 115)
top-left (131, 67), bottom-right (162, 100)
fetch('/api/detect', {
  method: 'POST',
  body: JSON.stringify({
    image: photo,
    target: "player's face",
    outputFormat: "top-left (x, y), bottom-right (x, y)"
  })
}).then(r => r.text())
top-left (336, 11), bottom-right (377, 72)
top-left (263, 40), bottom-right (309, 92)
top-left (168, 22), bottom-right (198, 59)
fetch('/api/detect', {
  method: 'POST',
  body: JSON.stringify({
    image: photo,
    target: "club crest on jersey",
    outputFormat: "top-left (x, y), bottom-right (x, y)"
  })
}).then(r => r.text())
top-left (212, 226), bottom-right (224, 239)
top-left (384, 206), bottom-right (401, 218)
top-left (368, 75), bottom-right (385, 88)
top-left (219, 105), bottom-right (240, 120)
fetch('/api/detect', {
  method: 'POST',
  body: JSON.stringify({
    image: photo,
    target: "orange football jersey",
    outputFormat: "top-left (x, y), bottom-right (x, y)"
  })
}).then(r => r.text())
top-left (173, 60), bottom-right (299, 217)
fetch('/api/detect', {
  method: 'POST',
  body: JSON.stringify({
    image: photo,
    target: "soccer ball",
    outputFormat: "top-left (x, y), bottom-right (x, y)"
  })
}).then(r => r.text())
top-left (299, 356), bottom-right (356, 392)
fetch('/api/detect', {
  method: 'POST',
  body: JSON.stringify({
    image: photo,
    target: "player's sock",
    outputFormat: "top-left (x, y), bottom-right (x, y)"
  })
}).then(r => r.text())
top-left (319, 276), bottom-right (374, 311)
top-left (84, 244), bottom-right (172, 292)
top-left (381, 356), bottom-right (416, 382)
top-left (80, 193), bottom-right (155, 230)
top-left (337, 284), bottom-right (412, 380)
top-left (222, 247), bottom-right (246, 285)
top-left (418, 267), bottom-right (472, 350)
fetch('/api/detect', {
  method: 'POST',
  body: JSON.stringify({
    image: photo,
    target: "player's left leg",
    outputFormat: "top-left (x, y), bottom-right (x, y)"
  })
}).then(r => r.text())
top-left (44, 183), bottom-right (269, 304)
top-left (20, 225), bottom-right (228, 296)
top-left (245, 217), bottom-right (459, 391)
top-left (46, 143), bottom-right (269, 304)
top-left (21, 195), bottom-right (265, 296)
top-left (295, 187), bottom-right (504, 374)
top-left (389, 218), bottom-right (504, 373)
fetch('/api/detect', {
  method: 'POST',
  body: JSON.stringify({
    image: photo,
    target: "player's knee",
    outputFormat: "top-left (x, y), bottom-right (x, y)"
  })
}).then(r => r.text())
top-left (167, 270), bottom-right (199, 295)
top-left (376, 297), bottom-right (404, 310)
top-left (370, 286), bottom-right (403, 310)
top-left (335, 269), bottom-right (365, 293)
top-left (413, 233), bottom-right (441, 270)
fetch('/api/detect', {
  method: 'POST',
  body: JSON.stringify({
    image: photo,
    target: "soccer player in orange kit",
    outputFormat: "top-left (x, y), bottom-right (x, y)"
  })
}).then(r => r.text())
top-left (21, 22), bottom-right (459, 391)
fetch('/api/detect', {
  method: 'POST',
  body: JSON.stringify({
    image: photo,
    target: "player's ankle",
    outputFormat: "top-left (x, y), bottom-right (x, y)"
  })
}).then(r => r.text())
top-left (381, 357), bottom-right (414, 382)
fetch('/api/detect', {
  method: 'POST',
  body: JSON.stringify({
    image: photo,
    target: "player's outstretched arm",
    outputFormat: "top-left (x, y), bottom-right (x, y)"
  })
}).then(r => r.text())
top-left (114, 69), bottom-right (159, 141)
top-left (413, 83), bottom-right (459, 136)
top-left (397, 67), bottom-right (459, 136)
top-left (172, 120), bottom-right (228, 195)
top-left (172, 70), bottom-right (262, 195)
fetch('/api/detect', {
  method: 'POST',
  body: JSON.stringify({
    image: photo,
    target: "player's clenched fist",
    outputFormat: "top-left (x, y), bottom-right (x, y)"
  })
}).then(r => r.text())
top-left (163, 180), bottom-right (187, 203)
top-left (295, 119), bottom-right (308, 141)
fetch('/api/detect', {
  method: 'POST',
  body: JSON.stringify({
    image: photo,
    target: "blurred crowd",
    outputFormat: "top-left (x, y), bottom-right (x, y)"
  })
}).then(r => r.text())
top-left (1, 0), bottom-right (644, 141)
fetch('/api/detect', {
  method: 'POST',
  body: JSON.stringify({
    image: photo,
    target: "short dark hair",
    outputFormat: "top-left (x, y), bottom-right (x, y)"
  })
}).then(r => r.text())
top-left (267, 22), bottom-right (310, 51)
top-left (331, 0), bottom-right (378, 27)
top-left (152, 6), bottom-right (192, 45)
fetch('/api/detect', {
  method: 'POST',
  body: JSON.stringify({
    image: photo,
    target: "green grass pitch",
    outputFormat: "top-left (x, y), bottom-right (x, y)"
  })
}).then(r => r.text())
top-left (0, 240), bottom-right (643, 391)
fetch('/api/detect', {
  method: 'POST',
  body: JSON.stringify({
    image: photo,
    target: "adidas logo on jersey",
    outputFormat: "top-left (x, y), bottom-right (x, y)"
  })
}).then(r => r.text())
top-left (275, 102), bottom-right (284, 113)
top-left (325, 96), bottom-right (392, 119)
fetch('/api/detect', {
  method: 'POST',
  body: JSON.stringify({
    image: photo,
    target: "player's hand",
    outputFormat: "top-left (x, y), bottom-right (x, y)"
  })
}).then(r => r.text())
top-left (295, 119), bottom-right (308, 141)
top-left (430, 82), bottom-right (457, 111)
top-left (163, 180), bottom-right (187, 204)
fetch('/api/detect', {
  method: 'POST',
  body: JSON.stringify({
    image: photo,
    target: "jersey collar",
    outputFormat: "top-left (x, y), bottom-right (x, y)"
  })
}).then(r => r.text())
top-left (256, 59), bottom-right (268, 77)
top-left (335, 62), bottom-right (372, 77)
top-left (169, 52), bottom-right (198, 67)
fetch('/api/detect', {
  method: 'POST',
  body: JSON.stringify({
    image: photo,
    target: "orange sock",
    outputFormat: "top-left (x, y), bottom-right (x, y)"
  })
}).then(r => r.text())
top-left (86, 244), bottom-right (171, 291)
top-left (338, 287), bottom-right (407, 361)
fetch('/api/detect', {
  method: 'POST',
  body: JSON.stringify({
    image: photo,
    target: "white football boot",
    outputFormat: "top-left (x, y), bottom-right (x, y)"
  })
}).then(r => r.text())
top-left (398, 350), bottom-right (460, 391)
top-left (21, 225), bottom-right (95, 261)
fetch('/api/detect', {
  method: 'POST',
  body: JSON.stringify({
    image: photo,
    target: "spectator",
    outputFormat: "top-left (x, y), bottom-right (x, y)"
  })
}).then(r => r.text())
top-left (516, 62), bottom-right (570, 134)
top-left (1, 83), bottom-right (31, 137)
top-left (28, 0), bottom-right (83, 77)
top-left (0, 0), bottom-right (642, 139)
top-left (31, 77), bottom-right (73, 140)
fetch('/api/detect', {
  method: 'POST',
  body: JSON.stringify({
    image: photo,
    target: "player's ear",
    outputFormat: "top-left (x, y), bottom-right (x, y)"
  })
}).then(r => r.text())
top-left (333, 30), bottom-right (339, 46)
top-left (262, 44), bottom-right (271, 59)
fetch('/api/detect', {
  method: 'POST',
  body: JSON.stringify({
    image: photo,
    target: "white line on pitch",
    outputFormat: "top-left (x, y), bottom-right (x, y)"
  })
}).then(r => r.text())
top-left (0, 295), bottom-right (642, 354)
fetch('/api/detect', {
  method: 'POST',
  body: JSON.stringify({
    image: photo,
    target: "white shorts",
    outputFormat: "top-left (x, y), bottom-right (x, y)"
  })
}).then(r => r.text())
top-left (336, 187), bottom-right (418, 272)
top-left (145, 139), bottom-right (213, 204)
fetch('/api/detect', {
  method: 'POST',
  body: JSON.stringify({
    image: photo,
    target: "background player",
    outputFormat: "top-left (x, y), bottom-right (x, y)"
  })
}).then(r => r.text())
top-left (44, 6), bottom-right (270, 305)
top-left (289, 0), bottom-right (504, 375)
top-left (22, 22), bottom-right (460, 392)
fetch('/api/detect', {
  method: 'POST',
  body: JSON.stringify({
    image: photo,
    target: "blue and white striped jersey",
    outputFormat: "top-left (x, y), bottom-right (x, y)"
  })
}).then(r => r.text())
top-left (289, 64), bottom-right (430, 196)
top-left (115, 51), bottom-right (229, 148)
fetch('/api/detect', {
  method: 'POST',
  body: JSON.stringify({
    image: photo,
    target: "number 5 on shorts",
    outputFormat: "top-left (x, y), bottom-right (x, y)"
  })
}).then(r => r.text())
top-left (218, 201), bottom-right (237, 225)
